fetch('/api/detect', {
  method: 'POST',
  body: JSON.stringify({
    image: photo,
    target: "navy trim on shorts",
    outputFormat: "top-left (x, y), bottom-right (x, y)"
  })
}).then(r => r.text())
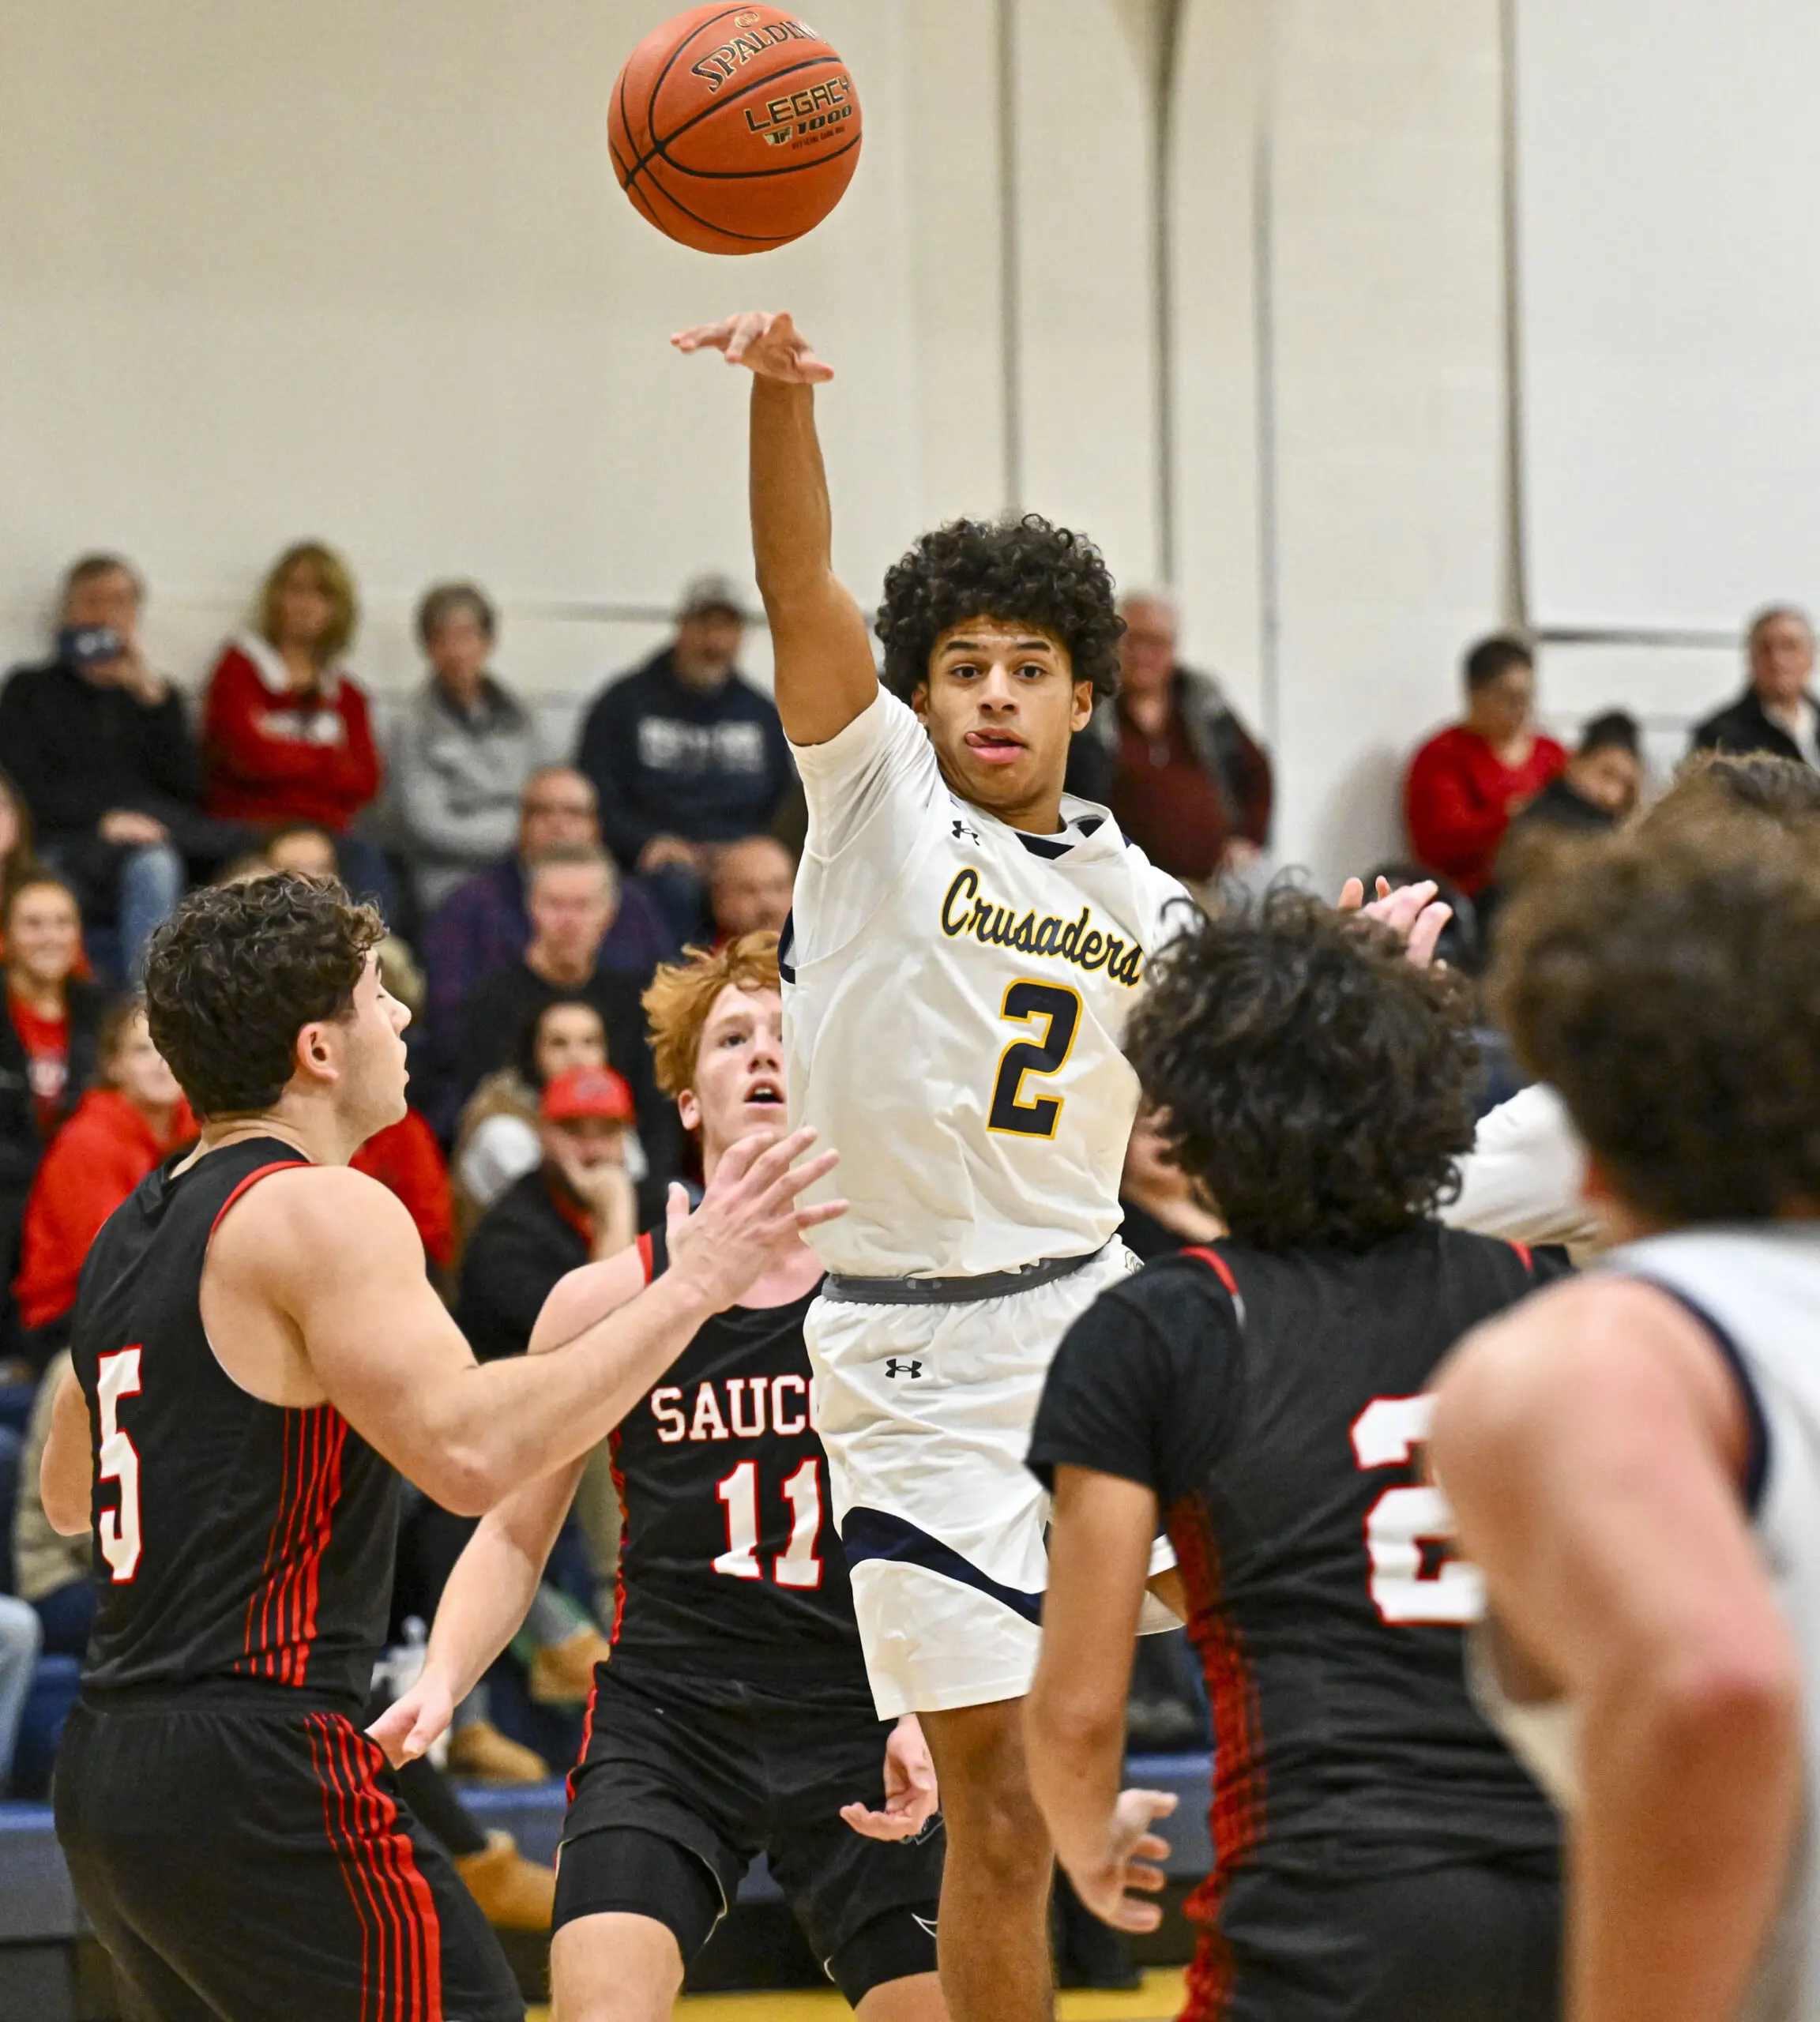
top-left (840, 1506), bottom-right (1044, 1625)
top-left (778, 908), bottom-right (797, 985)
top-left (1622, 1274), bottom-right (1771, 1515)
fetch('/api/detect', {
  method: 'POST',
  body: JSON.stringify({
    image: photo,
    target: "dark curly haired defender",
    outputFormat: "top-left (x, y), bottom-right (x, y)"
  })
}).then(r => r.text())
top-left (1126, 888), bottom-right (1481, 1249)
top-left (1495, 810), bottom-right (1820, 1224)
top-left (143, 873), bottom-right (385, 1118)
top-left (875, 514), bottom-right (1124, 705)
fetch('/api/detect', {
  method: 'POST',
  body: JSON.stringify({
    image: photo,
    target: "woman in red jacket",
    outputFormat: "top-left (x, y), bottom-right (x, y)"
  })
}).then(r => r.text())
top-left (14, 999), bottom-right (194, 1348)
top-left (201, 542), bottom-right (394, 911)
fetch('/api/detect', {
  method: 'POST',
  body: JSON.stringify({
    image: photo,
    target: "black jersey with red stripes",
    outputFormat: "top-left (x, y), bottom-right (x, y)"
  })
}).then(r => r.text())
top-left (603, 1223), bottom-right (871, 1697)
top-left (70, 1137), bottom-right (398, 1709)
top-left (1029, 1223), bottom-right (1568, 1884)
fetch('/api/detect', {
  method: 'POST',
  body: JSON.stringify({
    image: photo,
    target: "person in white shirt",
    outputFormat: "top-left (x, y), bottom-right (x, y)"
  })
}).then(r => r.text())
top-left (672, 308), bottom-right (1445, 2022)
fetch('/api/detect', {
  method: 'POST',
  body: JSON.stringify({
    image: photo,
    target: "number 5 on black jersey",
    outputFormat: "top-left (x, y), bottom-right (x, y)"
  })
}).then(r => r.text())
top-left (988, 980), bottom-right (1081, 1137)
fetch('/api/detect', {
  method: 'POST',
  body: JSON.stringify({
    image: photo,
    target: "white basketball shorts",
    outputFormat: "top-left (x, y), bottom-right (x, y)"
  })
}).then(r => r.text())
top-left (806, 1239), bottom-right (1175, 1719)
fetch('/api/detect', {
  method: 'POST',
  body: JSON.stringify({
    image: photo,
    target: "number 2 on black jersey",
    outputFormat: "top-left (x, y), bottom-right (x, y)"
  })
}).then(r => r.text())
top-left (1350, 1395), bottom-right (1483, 1625)
top-left (988, 980), bottom-right (1081, 1137)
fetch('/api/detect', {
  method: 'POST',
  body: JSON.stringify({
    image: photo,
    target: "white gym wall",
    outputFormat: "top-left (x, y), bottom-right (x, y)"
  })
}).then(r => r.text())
top-left (2, 0), bottom-right (1777, 882)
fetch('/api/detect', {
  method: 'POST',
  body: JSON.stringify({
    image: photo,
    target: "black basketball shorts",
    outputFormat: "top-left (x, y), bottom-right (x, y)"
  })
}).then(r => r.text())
top-left (55, 1692), bottom-right (524, 2022)
top-left (555, 1662), bottom-right (943, 2005)
top-left (1185, 1851), bottom-right (1562, 2022)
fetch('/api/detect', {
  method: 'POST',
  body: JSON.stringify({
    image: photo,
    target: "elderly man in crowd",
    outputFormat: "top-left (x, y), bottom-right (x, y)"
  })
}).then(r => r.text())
top-left (576, 574), bottom-right (795, 945)
top-left (0, 556), bottom-right (224, 979)
top-left (1064, 590), bottom-right (1273, 892)
top-left (1692, 604), bottom-right (1820, 767)
top-left (709, 834), bottom-right (795, 945)
top-left (390, 581), bottom-right (539, 917)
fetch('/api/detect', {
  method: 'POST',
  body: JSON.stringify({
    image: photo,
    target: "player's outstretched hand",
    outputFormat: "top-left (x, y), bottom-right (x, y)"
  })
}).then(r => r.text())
top-left (842, 1715), bottom-right (939, 1841)
top-left (1065, 1789), bottom-right (1178, 1934)
top-left (1336, 874), bottom-right (1453, 969)
top-left (367, 1668), bottom-right (455, 1771)
top-left (667, 1126), bottom-right (845, 1313)
top-left (671, 310), bottom-right (833, 383)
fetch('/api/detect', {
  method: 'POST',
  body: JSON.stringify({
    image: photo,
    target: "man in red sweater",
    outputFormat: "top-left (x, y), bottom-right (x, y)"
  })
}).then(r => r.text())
top-left (1404, 634), bottom-right (1566, 897)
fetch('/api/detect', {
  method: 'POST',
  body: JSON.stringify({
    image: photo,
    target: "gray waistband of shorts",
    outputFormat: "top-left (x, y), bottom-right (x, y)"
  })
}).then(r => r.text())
top-left (821, 1242), bottom-right (1109, 1306)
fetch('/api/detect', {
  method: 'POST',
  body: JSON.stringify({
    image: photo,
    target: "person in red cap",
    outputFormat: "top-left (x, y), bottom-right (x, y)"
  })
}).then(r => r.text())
top-left (454, 1062), bottom-right (643, 1367)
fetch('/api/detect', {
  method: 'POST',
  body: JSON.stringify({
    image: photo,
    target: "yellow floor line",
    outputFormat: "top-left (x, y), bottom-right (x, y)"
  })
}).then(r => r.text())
top-left (529, 1969), bottom-right (1186, 2020)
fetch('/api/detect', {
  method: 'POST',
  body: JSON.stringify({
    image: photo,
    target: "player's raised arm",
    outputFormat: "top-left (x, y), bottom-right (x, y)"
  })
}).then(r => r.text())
top-left (673, 311), bottom-right (878, 746)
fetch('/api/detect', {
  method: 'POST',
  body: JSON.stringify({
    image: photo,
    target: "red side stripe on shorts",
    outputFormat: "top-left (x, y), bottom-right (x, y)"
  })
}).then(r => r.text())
top-left (310, 1712), bottom-right (381, 2020)
top-left (1509, 1239), bottom-right (1535, 1276)
top-left (1170, 1493), bottom-right (1268, 2022)
top-left (328, 1715), bottom-right (443, 2022)
top-left (569, 1428), bottom-right (626, 1806)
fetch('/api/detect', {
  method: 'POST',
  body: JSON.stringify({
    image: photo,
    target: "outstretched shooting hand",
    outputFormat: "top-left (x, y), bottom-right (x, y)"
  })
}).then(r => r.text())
top-left (672, 310), bottom-right (833, 383)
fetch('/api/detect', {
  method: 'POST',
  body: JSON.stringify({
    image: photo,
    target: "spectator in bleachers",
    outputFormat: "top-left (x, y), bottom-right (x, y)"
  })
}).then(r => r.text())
top-left (1404, 633), bottom-right (1567, 898)
top-left (421, 768), bottom-right (670, 1081)
top-left (201, 540), bottom-right (390, 908)
top-left (0, 555), bottom-right (200, 979)
top-left (0, 1594), bottom-right (41, 1796)
top-left (14, 1002), bottom-right (194, 1360)
top-left (0, 876), bottom-right (104, 1377)
top-left (0, 769), bottom-right (40, 907)
top-left (1496, 708), bottom-right (1643, 894)
top-left (709, 833), bottom-right (795, 945)
top-left (454, 846), bottom-right (673, 1179)
top-left (1691, 603), bottom-right (1820, 767)
top-left (577, 573), bottom-right (794, 945)
top-left (453, 997), bottom-right (611, 1231)
top-left (1066, 591), bottom-right (1273, 886)
top-left (351, 1109), bottom-right (456, 1281)
top-left (456, 1066), bottom-right (641, 1365)
top-left (14, 1350), bottom-right (92, 1656)
top-left (390, 581), bottom-right (538, 917)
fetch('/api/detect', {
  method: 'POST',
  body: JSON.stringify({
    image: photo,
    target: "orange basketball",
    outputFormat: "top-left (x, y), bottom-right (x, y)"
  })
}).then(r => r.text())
top-left (607, 6), bottom-right (862, 254)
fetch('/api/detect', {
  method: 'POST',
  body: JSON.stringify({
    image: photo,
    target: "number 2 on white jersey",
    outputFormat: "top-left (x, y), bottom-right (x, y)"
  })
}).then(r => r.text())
top-left (714, 1459), bottom-right (825, 1588)
top-left (1349, 1394), bottom-right (1483, 1625)
top-left (96, 1347), bottom-right (145, 1584)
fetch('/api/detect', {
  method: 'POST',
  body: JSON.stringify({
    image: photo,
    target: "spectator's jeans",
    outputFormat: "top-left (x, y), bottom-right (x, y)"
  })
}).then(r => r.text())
top-left (0, 1593), bottom-right (42, 1793)
top-left (638, 862), bottom-right (711, 948)
top-left (118, 841), bottom-right (185, 981)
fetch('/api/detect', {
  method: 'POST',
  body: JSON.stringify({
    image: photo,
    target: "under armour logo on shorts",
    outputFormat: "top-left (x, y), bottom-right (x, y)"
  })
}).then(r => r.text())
top-left (886, 1358), bottom-right (923, 1380)
top-left (951, 818), bottom-right (980, 844)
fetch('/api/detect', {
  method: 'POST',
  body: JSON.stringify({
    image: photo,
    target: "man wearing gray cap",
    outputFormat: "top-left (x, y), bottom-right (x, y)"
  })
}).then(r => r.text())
top-left (577, 574), bottom-right (795, 945)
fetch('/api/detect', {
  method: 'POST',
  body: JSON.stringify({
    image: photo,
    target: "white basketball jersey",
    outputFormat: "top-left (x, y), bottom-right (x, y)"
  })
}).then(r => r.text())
top-left (1483, 1226), bottom-right (1820, 2022)
top-left (784, 689), bottom-right (1188, 1278)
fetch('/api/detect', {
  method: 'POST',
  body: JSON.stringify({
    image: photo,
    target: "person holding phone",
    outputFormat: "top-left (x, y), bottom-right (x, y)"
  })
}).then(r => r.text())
top-left (0, 554), bottom-right (200, 979)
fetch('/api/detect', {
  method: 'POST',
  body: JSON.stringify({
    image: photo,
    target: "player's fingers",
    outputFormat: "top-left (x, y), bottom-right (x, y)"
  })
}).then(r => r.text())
top-left (764, 1146), bottom-right (840, 1203)
top-left (840, 1803), bottom-right (907, 1841)
top-left (738, 1124), bottom-right (823, 1193)
top-left (1404, 900), bottom-right (1453, 968)
top-left (1123, 1860), bottom-right (1168, 1892)
top-left (1112, 1898), bottom-right (1164, 1934)
top-left (792, 1197), bottom-right (849, 1231)
top-left (713, 1127), bottom-right (784, 1186)
top-left (1336, 875), bottom-right (1364, 912)
top-left (671, 320), bottom-right (734, 351)
top-left (1378, 875), bottom-right (1393, 898)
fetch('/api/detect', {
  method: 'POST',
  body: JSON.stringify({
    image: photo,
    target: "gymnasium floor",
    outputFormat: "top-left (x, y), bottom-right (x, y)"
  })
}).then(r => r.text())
top-left (527, 1971), bottom-right (1188, 2020)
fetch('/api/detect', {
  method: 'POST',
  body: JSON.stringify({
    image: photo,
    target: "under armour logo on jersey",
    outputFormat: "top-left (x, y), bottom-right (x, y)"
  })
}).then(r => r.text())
top-left (886, 1358), bottom-right (923, 1380)
top-left (951, 817), bottom-right (980, 845)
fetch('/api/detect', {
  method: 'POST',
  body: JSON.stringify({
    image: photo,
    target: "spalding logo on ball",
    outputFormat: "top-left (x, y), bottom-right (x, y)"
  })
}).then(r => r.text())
top-left (608, 5), bottom-right (863, 254)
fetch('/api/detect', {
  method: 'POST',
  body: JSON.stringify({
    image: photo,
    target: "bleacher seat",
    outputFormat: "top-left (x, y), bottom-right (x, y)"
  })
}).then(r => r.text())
top-left (12, 1656), bottom-right (79, 1803)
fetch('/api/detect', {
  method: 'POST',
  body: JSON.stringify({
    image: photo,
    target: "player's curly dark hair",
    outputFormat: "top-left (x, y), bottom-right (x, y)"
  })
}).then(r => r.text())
top-left (1126, 889), bottom-right (1481, 1250)
top-left (874, 514), bottom-right (1123, 702)
top-left (143, 874), bottom-right (385, 1118)
top-left (1495, 810), bottom-right (1820, 1224)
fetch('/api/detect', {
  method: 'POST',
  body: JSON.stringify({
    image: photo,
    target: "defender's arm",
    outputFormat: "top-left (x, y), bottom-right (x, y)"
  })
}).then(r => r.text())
top-left (674, 312), bottom-right (878, 746)
top-left (368, 1244), bottom-right (653, 1767)
top-left (40, 1366), bottom-right (94, 1537)
top-left (1026, 1465), bottom-right (1177, 1934)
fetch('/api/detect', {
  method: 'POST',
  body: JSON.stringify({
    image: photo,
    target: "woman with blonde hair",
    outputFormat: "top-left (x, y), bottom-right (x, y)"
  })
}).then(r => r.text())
top-left (201, 540), bottom-right (388, 902)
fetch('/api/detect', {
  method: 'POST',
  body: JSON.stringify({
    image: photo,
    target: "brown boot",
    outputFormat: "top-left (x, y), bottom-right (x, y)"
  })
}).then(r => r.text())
top-left (446, 1719), bottom-right (549, 1785)
top-left (453, 1830), bottom-right (555, 1931)
top-left (528, 1625), bottom-right (612, 1704)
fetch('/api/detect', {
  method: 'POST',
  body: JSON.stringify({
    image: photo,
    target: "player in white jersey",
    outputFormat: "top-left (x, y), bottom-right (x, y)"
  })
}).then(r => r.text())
top-left (1431, 806), bottom-right (1820, 2022)
top-left (672, 306), bottom-right (1186, 2022)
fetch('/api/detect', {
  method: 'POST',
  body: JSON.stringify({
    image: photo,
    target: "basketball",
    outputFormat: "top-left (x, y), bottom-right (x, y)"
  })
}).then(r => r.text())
top-left (607, 6), bottom-right (862, 255)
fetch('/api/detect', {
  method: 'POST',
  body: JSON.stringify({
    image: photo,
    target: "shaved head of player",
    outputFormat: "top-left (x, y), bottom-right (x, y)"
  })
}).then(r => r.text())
top-left (38, 874), bottom-right (840, 2022)
top-left (372, 934), bottom-right (947, 2022)
top-left (1433, 808), bottom-right (1820, 2022)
